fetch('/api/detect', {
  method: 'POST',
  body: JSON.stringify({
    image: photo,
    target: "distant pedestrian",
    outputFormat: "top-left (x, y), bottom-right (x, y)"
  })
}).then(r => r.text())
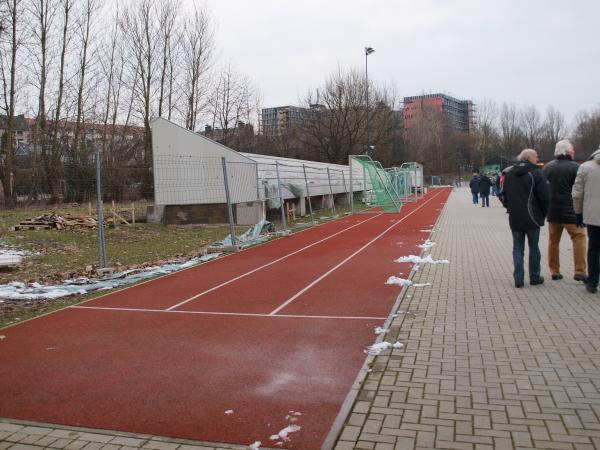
top-left (572, 145), bottom-right (600, 294)
top-left (478, 173), bottom-right (492, 207)
top-left (543, 139), bottom-right (587, 282)
top-left (500, 149), bottom-right (549, 288)
top-left (469, 173), bottom-right (480, 204)
top-left (491, 174), bottom-right (499, 196)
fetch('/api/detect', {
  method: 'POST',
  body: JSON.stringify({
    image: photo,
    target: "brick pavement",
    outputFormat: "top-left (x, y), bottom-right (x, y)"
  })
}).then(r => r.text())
top-left (334, 187), bottom-right (600, 450)
top-left (3, 187), bottom-right (600, 450)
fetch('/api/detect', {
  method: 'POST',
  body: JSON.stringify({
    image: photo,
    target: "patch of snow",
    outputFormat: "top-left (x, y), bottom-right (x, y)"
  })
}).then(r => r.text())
top-left (249, 441), bottom-right (261, 449)
top-left (420, 229), bottom-right (433, 232)
top-left (0, 253), bottom-right (222, 301)
top-left (270, 435), bottom-right (280, 441)
top-left (277, 425), bottom-right (301, 441)
top-left (395, 255), bottom-right (449, 265)
top-left (413, 283), bottom-right (432, 287)
top-left (418, 240), bottom-right (436, 250)
top-left (374, 326), bottom-right (389, 335)
top-left (365, 342), bottom-right (392, 355)
top-left (225, 410), bottom-right (233, 415)
top-left (385, 276), bottom-right (412, 286)
top-left (392, 342), bottom-right (404, 349)
top-left (0, 335), bottom-right (5, 340)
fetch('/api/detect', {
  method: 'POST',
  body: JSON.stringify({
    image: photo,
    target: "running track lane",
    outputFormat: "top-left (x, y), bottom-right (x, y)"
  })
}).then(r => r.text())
top-left (82, 212), bottom-right (384, 310)
top-left (0, 188), bottom-right (451, 449)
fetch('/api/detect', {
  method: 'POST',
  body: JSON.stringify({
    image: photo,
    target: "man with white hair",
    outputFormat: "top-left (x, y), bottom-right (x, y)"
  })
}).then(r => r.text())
top-left (543, 139), bottom-right (587, 283)
top-left (572, 144), bottom-right (600, 294)
top-left (501, 149), bottom-right (549, 288)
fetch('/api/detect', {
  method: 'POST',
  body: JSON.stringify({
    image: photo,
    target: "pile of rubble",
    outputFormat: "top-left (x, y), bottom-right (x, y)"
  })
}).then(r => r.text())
top-left (12, 214), bottom-right (99, 231)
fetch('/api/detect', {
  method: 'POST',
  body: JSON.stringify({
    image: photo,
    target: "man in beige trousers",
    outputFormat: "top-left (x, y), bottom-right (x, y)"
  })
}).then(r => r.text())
top-left (543, 140), bottom-right (587, 282)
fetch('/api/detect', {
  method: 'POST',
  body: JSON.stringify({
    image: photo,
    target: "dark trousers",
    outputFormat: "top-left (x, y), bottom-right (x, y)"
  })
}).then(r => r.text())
top-left (588, 225), bottom-right (600, 288)
top-left (512, 228), bottom-right (541, 282)
top-left (472, 192), bottom-right (479, 204)
top-left (481, 194), bottom-right (490, 207)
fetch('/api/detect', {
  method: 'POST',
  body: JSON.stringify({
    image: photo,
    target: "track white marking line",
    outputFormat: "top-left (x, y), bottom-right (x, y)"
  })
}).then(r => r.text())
top-left (269, 190), bottom-right (445, 316)
top-left (70, 305), bottom-right (385, 320)
top-left (165, 213), bottom-right (383, 311)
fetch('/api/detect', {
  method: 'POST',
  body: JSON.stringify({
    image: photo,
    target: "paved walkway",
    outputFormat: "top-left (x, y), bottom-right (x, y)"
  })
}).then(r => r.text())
top-left (2, 187), bottom-right (600, 450)
top-left (334, 187), bottom-right (600, 450)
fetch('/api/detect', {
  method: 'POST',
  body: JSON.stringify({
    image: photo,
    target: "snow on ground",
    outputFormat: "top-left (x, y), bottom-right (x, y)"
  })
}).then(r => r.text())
top-left (420, 229), bottom-right (434, 232)
top-left (385, 276), bottom-right (412, 286)
top-left (224, 410), bottom-right (233, 415)
top-left (395, 255), bottom-right (449, 264)
top-left (374, 326), bottom-right (389, 335)
top-left (249, 441), bottom-right (261, 449)
top-left (413, 283), bottom-right (432, 287)
top-left (365, 341), bottom-right (405, 355)
top-left (270, 425), bottom-right (302, 442)
top-left (0, 253), bottom-right (221, 301)
top-left (418, 239), bottom-right (436, 250)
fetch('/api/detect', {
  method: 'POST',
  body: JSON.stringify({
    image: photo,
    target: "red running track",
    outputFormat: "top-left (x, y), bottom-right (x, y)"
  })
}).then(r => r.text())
top-left (0, 188), bottom-right (451, 449)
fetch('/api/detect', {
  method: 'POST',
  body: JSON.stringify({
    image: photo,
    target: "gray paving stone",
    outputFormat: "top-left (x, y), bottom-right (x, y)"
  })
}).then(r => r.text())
top-left (334, 188), bottom-right (600, 450)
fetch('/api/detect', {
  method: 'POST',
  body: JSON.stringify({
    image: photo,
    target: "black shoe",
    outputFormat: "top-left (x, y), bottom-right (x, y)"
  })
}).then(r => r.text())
top-left (574, 274), bottom-right (588, 283)
top-left (586, 284), bottom-right (598, 294)
top-left (515, 280), bottom-right (524, 288)
top-left (551, 274), bottom-right (563, 280)
top-left (530, 276), bottom-right (545, 285)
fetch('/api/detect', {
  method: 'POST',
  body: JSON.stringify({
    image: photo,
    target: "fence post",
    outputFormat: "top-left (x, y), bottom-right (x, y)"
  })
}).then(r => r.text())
top-left (341, 169), bottom-right (350, 213)
top-left (326, 167), bottom-right (336, 215)
top-left (302, 164), bottom-right (314, 224)
top-left (275, 161), bottom-right (288, 233)
top-left (95, 147), bottom-right (107, 268)
top-left (349, 156), bottom-right (354, 215)
top-left (221, 157), bottom-right (237, 246)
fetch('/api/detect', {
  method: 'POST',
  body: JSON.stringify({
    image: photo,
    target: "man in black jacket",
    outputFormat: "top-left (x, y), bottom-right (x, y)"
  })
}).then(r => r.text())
top-left (478, 173), bottom-right (493, 207)
top-left (469, 173), bottom-right (480, 205)
top-left (543, 139), bottom-right (587, 282)
top-left (501, 149), bottom-right (549, 287)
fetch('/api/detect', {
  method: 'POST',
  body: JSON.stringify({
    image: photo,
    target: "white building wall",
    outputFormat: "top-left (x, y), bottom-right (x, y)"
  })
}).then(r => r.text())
top-left (151, 118), bottom-right (367, 207)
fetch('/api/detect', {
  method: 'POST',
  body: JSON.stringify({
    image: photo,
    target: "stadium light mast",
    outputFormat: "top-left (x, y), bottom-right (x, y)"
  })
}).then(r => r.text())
top-left (365, 46), bottom-right (375, 158)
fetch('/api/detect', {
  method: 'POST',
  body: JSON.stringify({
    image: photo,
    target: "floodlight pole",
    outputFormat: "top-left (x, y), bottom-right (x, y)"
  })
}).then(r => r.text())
top-left (221, 157), bottom-right (237, 246)
top-left (365, 46), bottom-right (375, 158)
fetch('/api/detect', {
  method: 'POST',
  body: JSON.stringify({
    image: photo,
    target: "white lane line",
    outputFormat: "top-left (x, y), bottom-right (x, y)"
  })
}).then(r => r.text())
top-left (70, 305), bottom-right (385, 320)
top-left (165, 213), bottom-right (383, 311)
top-left (269, 190), bottom-right (445, 316)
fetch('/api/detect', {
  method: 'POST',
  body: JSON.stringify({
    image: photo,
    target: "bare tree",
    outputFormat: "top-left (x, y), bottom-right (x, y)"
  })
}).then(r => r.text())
top-left (0, 0), bottom-right (23, 205)
top-left (181, 3), bottom-right (214, 131)
top-left (209, 64), bottom-right (254, 142)
top-left (572, 107), bottom-right (600, 159)
top-left (474, 99), bottom-right (499, 165)
top-left (298, 68), bottom-right (368, 163)
top-left (43, 0), bottom-right (72, 200)
top-left (122, 0), bottom-right (158, 166)
top-left (499, 102), bottom-right (524, 160)
top-left (538, 105), bottom-right (567, 160)
top-left (520, 104), bottom-right (542, 150)
top-left (157, 0), bottom-right (179, 118)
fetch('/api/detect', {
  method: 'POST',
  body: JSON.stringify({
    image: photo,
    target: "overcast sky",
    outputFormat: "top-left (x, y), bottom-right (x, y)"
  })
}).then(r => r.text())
top-left (204, 0), bottom-right (599, 125)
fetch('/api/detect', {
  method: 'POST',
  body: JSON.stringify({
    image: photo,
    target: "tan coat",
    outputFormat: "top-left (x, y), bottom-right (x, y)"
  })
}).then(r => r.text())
top-left (572, 148), bottom-right (600, 226)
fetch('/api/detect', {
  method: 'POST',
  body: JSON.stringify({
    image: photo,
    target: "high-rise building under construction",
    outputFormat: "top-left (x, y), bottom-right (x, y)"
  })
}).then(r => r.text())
top-left (403, 93), bottom-right (474, 134)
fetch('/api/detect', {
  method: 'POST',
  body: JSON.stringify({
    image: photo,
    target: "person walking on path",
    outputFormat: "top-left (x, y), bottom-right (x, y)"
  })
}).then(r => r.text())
top-left (572, 145), bottom-right (600, 294)
top-left (478, 173), bottom-right (492, 207)
top-left (543, 139), bottom-right (588, 282)
top-left (501, 149), bottom-right (549, 288)
top-left (469, 173), bottom-right (480, 205)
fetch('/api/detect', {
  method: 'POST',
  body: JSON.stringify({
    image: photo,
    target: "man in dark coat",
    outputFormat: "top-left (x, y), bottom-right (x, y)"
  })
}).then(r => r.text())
top-left (478, 173), bottom-right (493, 207)
top-left (469, 173), bottom-right (480, 205)
top-left (501, 149), bottom-right (549, 287)
top-left (543, 139), bottom-right (587, 282)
